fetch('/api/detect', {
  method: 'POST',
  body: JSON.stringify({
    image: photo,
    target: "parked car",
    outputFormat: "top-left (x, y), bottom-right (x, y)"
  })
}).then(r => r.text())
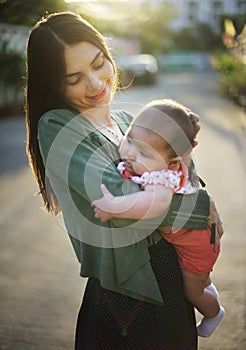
top-left (116, 54), bottom-right (158, 86)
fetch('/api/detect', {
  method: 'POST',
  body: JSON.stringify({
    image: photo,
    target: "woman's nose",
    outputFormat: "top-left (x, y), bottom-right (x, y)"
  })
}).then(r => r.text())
top-left (86, 73), bottom-right (102, 92)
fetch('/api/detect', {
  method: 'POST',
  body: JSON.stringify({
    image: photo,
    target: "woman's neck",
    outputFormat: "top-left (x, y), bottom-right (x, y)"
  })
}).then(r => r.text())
top-left (83, 104), bottom-right (112, 125)
top-left (82, 104), bottom-right (123, 146)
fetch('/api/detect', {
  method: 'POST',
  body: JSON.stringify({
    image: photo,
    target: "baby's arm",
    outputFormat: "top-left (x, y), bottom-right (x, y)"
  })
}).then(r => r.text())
top-left (92, 184), bottom-right (173, 222)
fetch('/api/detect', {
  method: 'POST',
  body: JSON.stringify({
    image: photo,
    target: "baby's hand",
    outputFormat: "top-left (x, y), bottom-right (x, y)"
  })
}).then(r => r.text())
top-left (93, 207), bottom-right (113, 222)
top-left (92, 184), bottom-right (115, 222)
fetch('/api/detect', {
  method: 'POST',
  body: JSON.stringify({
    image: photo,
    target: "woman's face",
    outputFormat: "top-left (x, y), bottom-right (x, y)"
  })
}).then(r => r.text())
top-left (63, 41), bottom-right (115, 112)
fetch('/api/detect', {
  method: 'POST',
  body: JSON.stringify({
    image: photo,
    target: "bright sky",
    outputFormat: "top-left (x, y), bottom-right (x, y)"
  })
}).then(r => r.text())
top-left (65, 0), bottom-right (128, 2)
top-left (65, 0), bottom-right (132, 20)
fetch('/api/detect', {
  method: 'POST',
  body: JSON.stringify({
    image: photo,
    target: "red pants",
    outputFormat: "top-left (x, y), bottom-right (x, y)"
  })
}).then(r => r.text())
top-left (162, 228), bottom-right (220, 274)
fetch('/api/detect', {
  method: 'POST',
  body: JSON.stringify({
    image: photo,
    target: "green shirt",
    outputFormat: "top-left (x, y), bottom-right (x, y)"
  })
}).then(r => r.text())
top-left (38, 108), bottom-right (209, 304)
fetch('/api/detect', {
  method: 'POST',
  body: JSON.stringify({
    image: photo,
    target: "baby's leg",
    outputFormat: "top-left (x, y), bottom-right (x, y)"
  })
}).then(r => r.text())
top-left (205, 280), bottom-right (219, 298)
top-left (182, 270), bottom-right (224, 337)
top-left (182, 270), bottom-right (219, 317)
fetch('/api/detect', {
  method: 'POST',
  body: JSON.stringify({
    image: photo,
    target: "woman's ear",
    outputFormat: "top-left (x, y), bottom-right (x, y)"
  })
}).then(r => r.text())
top-left (168, 157), bottom-right (181, 170)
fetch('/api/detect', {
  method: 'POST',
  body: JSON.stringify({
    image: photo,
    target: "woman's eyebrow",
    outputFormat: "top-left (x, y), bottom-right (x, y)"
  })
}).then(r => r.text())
top-left (65, 50), bottom-right (102, 78)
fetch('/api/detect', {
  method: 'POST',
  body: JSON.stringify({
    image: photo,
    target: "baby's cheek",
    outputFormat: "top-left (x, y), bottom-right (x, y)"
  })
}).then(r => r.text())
top-left (134, 161), bottom-right (147, 175)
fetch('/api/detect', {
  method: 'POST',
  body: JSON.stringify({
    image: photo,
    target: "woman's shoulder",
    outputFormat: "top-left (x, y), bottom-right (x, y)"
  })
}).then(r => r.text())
top-left (111, 109), bottom-right (134, 123)
top-left (111, 109), bottom-right (134, 132)
top-left (112, 108), bottom-right (133, 117)
top-left (38, 109), bottom-right (85, 160)
top-left (39, 109), bottom-right (77, 128)
top-left (38, 108), bottom-right (93, 140)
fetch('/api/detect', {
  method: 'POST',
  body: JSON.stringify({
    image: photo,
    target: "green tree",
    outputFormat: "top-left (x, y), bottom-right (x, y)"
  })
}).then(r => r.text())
top-left (170, 23), bottom-right (223, 52)
top-left (215, 52), bottom-right (246, 105)
top-left (220, 13), bottom-right (246, 36)
top-left (75, 2), bottom-right (175, 55)
top-left (126, 4), bottom-right (175, 54)
top-left (0, 0), bottom-right (67, 26)
top-left (0, 41), bottom-right (25, 110)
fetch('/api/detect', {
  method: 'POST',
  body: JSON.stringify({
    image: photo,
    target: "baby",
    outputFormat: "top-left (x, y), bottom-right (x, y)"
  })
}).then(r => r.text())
top-left (92, 98), bottom-right (224, 337)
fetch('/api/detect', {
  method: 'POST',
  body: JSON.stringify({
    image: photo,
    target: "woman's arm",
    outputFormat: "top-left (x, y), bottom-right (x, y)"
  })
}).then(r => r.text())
top-left (92, 184), bottom-right (173, 222)
top-left (38, 109), bottom-right (216, 235)
top-left (38, 109), bottom-right (146, 228)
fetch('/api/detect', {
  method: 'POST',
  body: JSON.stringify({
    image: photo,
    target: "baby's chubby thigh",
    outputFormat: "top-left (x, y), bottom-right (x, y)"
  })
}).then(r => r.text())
top-left (172, 228), bottom-right (220, 275)
top-left (181, 269), bottom-right (210, 301)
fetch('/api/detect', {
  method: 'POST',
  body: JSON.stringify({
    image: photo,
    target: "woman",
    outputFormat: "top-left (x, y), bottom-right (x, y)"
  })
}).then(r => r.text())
top-left (26, 11), bottom-right (221, 349)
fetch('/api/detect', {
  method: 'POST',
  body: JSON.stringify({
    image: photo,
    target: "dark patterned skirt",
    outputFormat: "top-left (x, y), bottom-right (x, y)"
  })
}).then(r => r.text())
top-left (75, 238), bottom-right (197, 350)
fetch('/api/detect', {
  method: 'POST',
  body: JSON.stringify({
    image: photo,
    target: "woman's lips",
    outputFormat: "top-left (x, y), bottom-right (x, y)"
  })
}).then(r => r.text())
top-left (89, 87), bottom-right (107, 101)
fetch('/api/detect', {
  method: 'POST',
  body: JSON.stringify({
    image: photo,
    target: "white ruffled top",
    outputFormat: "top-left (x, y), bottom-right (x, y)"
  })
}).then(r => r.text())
top-left (117, 162), bottom-right (197, 194)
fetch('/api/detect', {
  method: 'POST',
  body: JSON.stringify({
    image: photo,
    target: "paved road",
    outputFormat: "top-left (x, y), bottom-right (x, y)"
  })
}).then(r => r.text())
top-left (1, 71), bottom-right (246, 349)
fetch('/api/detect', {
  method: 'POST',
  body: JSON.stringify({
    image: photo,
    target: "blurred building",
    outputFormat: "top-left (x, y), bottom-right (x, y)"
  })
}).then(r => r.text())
top-left (137, 0), bottom-right (246, 32)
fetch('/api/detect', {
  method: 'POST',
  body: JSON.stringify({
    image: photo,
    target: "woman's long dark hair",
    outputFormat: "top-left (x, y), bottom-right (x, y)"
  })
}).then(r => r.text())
top-left (25, 12), bottom-right (118, 214)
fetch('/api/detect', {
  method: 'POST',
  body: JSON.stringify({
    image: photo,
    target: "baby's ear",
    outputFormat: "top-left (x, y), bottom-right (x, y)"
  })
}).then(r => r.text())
top-left (168, 157), bottom-right (181, 170)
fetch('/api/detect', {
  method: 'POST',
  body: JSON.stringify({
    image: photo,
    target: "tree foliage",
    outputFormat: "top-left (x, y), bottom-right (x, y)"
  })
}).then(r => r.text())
top-left (215, 52), bottom-right (246, 105)
top-left (126, 4), bottom-right (175, 54)
top-left (220, 13), bottom-right (246, 36)
top-left (0, 41), bottom-right (25, 108)
top-left (75, 2), bottom-right (175, 55)
top-left (0, 42), bottom-right (25, 87)
top-left (169, 24), bottom-right (223, 52)
top-left (0, 0), bottom-right (68, 26)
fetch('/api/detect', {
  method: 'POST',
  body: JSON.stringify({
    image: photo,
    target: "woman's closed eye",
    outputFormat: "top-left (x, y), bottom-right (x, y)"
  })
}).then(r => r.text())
top-left (66, 74), bottom-right (83, 86)
top-left (93, 54), bottom-right (105, 70)
top-left (65, 58), bottom-right (105, 86)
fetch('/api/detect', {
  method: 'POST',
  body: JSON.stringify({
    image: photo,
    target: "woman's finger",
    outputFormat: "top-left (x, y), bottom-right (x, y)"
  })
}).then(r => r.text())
top-left (189, 111), bottom-right (200, 123)
top-left (214, 230), bottom-right (220, 252)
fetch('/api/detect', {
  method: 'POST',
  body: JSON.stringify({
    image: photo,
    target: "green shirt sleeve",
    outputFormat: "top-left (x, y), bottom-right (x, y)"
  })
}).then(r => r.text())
top-left (38, 108), bottom-right (163, 304)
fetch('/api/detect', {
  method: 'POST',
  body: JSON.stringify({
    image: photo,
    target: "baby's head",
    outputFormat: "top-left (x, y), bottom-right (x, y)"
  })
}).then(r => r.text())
top-left (120, 99), bottom-right (197, 175)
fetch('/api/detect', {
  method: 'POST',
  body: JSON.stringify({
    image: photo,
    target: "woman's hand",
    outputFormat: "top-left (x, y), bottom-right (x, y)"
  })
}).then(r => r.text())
top-left (208, 196), bottom-right (224, 252)
top-left (93, 207), bottom-right (113, 222)
top-left (187, 110), bottom-right (201, 148)
top-left (92, 184), bottom-right (115, 222)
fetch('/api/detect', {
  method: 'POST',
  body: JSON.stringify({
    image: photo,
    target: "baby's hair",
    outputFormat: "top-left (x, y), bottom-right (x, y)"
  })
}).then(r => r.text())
top-left (134, 99), bottom-right (195, 158)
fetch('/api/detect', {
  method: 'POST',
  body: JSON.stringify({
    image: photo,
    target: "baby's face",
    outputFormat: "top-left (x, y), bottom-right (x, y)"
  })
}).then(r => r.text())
top-left (119, 124), bottom-right (169, 175)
